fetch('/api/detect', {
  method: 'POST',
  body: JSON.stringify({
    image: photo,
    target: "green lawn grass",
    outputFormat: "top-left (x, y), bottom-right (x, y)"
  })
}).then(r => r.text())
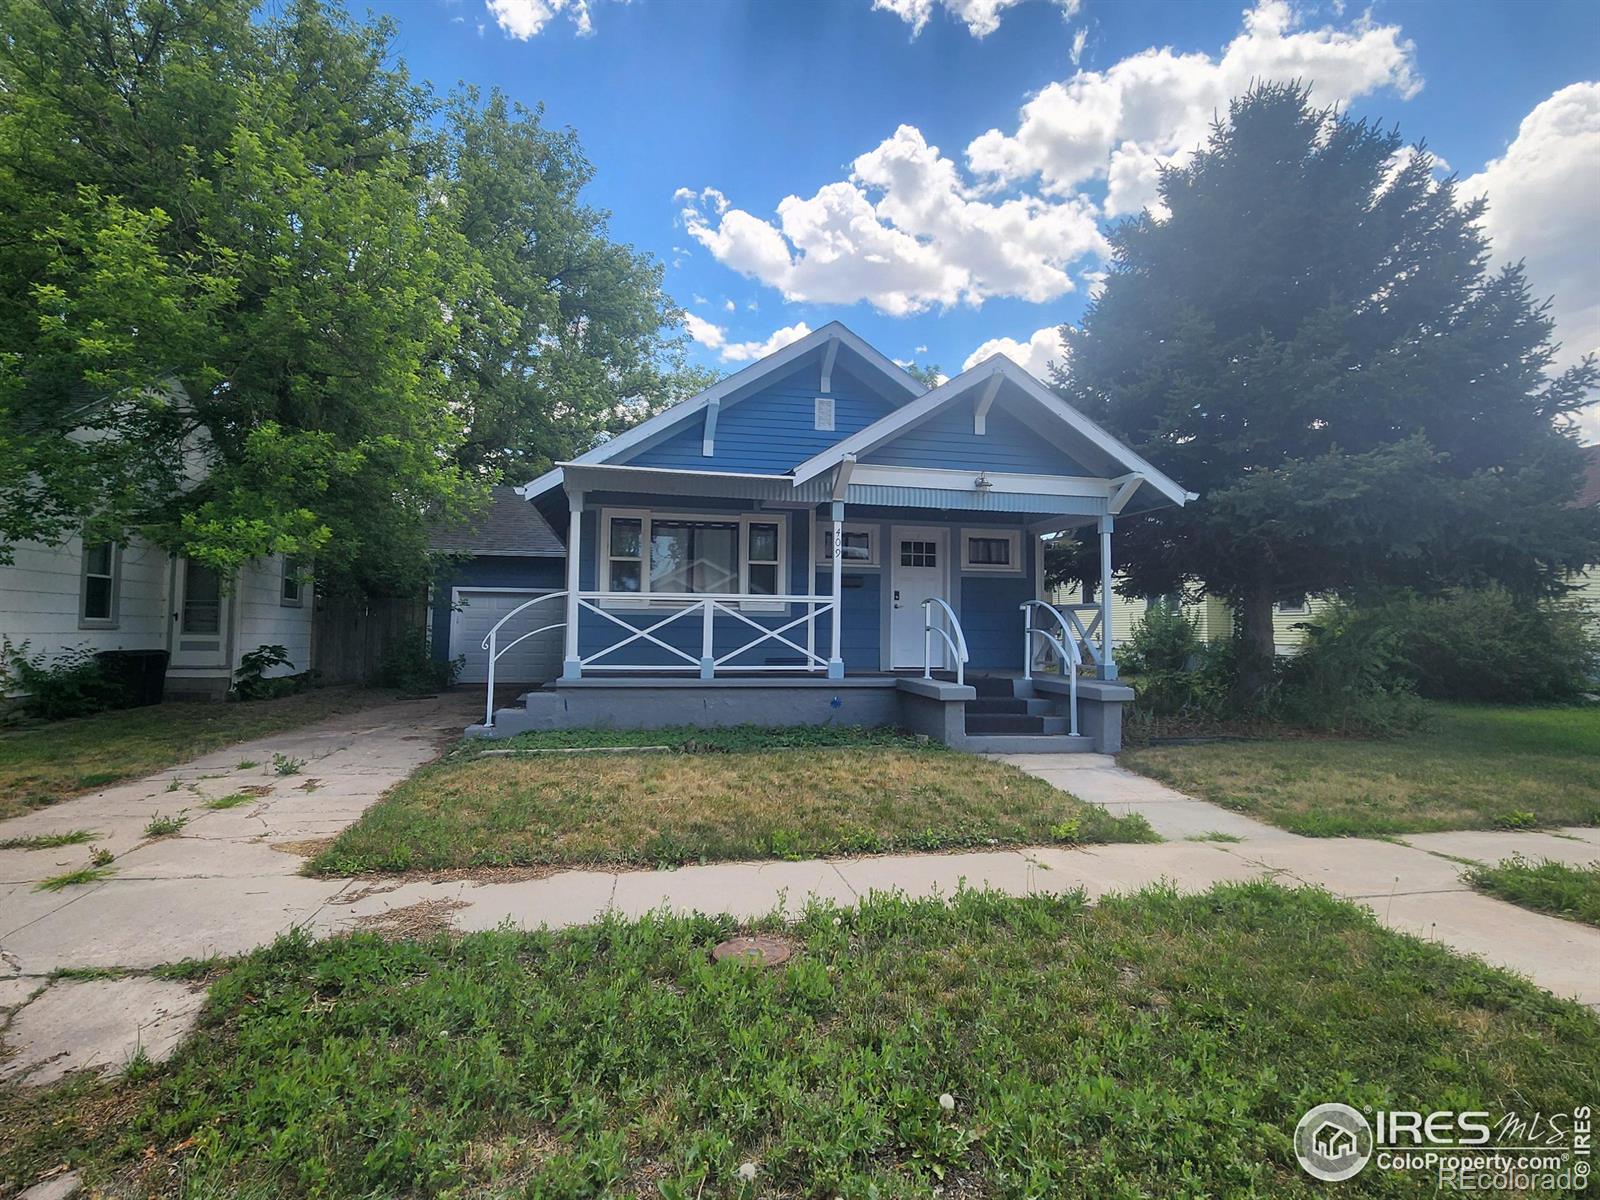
top-left (308, 728), bottom-right (1152, 874)
top-left (0, 689), bottom-right (390, 820)
top-left (1120, 703), bottom-right (1600, 837)
top-left (1467, 856), bottom-right (1600, 927)
top-left (3, 883), bottom-right (1594, 1197)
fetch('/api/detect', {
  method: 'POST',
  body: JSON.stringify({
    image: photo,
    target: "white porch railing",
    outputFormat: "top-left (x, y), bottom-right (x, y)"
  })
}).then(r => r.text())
top-left (576, 591), bottom-right (836, 675)
top-left (1021, 600), bottom-right (1083, 737)
top-left (481, 591), bottom-right (568, 726)
top-left (921, 597), bottom-right (969, 686)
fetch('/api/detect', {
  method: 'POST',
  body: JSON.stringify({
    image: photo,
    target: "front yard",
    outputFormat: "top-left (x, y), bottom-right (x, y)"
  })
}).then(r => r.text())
top-left (1121, 703), bottom-right (1600, 837)
top-left (0, 688), bottom-right (391, 821)
top-left (309, 727), bottom-right (1152, 874)
top-left (5, 883), bottom-right (1595, 1197)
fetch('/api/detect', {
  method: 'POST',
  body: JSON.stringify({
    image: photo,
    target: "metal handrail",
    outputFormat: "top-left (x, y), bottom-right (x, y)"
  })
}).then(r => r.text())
top-left (1020, 600), bottom-right (1082, 736)
top-left (921, 597), bottom-right (969, 686)
top-left (481, 591), bottom-right (567, 726)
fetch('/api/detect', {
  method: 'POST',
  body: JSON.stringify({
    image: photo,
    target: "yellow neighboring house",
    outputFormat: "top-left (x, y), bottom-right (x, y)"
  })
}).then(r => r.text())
top-left (1051, 585), bottom-right (1331, 657)
top-left (1058, 444), bottom-right (1600, 658)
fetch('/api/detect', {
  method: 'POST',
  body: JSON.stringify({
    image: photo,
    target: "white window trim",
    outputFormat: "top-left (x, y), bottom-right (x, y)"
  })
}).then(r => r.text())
top-left (960, 528), bottom-right (1023, 574)
top-left (1276, 597), bottom-right (1309, 615)
top-left (280, 556), bottom-right (305, 608)
top-left (79, 540), bottom-right (121, 629)
top-left (598, 507), bottom-right (788, 611)
top-left (814, 395), bottom-right (835, 432)
top-left (814, 521), bottom-right (879, 568)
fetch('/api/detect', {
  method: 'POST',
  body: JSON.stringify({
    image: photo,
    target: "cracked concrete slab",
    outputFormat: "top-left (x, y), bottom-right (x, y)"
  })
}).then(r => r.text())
top-left (0, 977), bottom-right (207, 1086)
top-left (1399, 829), bottom-right (1600, 868)
top-left (612, 857), bottom-right (857, 920)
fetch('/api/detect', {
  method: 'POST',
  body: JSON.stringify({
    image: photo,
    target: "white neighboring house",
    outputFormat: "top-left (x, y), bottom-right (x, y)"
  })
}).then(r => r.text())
top-left (0, 532), bottom-right (312, 701)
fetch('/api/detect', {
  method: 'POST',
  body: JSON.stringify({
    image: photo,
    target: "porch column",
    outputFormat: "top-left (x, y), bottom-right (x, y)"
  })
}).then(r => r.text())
top-left (1098, 513), bottom-right (1117, 680)
top-left (561, 491), bottom-right (583, 681)
top-left (827, 499), bottom-right (845, 679)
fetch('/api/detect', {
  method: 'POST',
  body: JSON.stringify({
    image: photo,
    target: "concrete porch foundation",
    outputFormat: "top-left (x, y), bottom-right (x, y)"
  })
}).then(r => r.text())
top-left (468, 672), bottom-right (1132, 754)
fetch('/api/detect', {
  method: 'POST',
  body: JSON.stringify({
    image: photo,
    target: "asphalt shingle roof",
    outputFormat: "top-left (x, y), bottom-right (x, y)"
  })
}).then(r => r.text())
top-left (428, 486), bottom-right (566, 557)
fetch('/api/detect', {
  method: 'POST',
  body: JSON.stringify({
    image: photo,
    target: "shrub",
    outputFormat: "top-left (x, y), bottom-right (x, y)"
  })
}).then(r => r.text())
top-left (1317, 589), bottom-right (1597, 704)
top-left (1116, 601), bottom-right (1201, 675)
top-left (0, 640), bottom-right (128, 721)
top-left (1278, 604), bottom-right (1426, 735)
top-left (373, 632), bottom-right (460, 695)
top-left (231, 644), bottom-right (312, 701)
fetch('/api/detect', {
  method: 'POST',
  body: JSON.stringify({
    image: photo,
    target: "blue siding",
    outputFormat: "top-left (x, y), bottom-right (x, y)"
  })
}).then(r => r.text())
top-left (959, 571), bottom-right (1033, 669)
top-left (431, 556), bottom-right (565, 662)
top-left (567, 495), bottom-right (1040, 674)
top-left (861, 400), bottom-right (1090, 476)
top-left (626, 364), bottom-right (898, 474)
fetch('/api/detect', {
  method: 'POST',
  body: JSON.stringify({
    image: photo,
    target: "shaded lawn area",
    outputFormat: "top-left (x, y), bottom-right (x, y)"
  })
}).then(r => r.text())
top-left (1467, 856), bottom-right (1600, 927)
top-left (4, 884), bottom-right (1596, 1198)
top-left (0, 688), bottom-right (390, 820)
top-left (1120, 703), bottom-right (1600, 837)
top-left (309, 727), bottom-right (1152, 874)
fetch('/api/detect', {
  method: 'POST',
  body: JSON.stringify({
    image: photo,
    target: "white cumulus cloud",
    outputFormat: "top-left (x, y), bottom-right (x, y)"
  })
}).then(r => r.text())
top-left (678, 127), bottom-right (1107, 316)
top-left (873, 0), bottom-right (1079, 39)
top-left (964, 325), bottom-right (1068, 381)
top-left (486, 0), bottom-right (593, 39)
top-left (967, 0), bottom-right (1420, 215)
top-left (1459, 81), bottom-right (1600, 438)
top-left (679, 2), bottom-right (1422, 316)
top-left (685, 315), bottom-right (814, 363)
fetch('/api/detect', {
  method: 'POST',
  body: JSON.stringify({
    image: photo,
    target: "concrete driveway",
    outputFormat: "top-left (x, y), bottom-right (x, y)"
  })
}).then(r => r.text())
top-left (1, 692), bottom-right (476, 1084)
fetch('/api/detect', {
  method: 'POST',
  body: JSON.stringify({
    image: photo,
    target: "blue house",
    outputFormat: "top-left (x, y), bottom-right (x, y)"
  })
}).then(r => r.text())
top-left (473, 322), bottom-right (1192, 753)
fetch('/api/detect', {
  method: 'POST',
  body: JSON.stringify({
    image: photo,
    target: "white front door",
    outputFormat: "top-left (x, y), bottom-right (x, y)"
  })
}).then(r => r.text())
top-left (889, 526), bottom-right (949, 669)
top-left (170, 558), bottom-right (232, 670)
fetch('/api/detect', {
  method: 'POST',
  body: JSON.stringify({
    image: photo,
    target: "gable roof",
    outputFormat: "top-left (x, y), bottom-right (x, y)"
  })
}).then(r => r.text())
top-left (521, 321), bottom-right (927, 500)
top-left (790, 354), bottom-right (1194, 509)
top-left (428, 486), bottom-right (565, 557)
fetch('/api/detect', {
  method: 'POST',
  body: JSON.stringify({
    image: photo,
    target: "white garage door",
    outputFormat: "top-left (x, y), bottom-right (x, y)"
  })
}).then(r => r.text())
top-left (451, 589), bottom-right (563, 684)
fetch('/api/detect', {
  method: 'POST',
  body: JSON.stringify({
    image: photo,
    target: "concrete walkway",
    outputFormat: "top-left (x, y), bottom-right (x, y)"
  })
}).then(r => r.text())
top-left (3, 712), bottom-right (1599, 1092)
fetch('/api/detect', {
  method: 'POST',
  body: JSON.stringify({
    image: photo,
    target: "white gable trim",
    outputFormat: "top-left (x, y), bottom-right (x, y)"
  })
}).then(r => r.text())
top-left (519, 322), bottom-right (926, 500)
top-left (790, 355), bottom-right (1193, 508)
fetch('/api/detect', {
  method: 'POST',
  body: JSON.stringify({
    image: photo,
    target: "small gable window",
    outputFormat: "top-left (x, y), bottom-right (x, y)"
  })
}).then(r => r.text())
top-left (80, 540), bottom-right (119, 628)
top-left (814, 396), bottom-right (835, 432)
top-left (1276, 595), bottom-right (1309, 615)
top-left (961, 530), bottom-right (1022, 573)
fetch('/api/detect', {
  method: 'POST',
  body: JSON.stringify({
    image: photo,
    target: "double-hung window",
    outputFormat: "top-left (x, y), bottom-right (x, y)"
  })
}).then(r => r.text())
top-left (601, 511), bottom-right (787, 607)
top-left (80, 540), bottom-right (119, 628)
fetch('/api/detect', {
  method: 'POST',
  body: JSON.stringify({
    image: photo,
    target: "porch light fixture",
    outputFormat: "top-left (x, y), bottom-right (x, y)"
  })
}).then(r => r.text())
top-left (974, 470), bottom-right (993, 490)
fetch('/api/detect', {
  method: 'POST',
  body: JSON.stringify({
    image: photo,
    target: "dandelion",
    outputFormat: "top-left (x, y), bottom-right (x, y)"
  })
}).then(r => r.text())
top-left (832, 916), bottom-right (842, 927)
top-left (938, 1092), bottom-right (956, 1112)
top-left (737, 1161), bottom-right (758, 1183)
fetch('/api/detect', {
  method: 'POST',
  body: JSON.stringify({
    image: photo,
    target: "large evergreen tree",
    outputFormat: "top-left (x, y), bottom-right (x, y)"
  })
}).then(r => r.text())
top-left (1057, 83), bottom-right (1599, 698)
top-left (0, 0), bottom-right (689, 593)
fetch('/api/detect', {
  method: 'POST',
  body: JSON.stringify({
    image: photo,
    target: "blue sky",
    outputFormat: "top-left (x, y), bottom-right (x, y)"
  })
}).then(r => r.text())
top-left (373, 0), bottom-right (1599, 433)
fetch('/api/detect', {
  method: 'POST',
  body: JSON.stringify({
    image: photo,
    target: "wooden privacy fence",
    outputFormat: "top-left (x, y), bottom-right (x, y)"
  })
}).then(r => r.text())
top-left (311, 593), bottom-right (427, 685)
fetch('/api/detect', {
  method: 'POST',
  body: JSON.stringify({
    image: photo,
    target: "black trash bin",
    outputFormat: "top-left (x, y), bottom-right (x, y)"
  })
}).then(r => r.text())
top-left (95, 648), bottom-right (171, 708)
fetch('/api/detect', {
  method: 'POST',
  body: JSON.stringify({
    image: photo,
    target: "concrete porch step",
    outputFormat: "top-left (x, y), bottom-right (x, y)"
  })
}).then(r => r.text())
top-left (965, 713), bottom-right (1070, 736)
top-left (968, 674), bottom-right (1020, 698)
top-left (963, 696), bottom-right (1052, 716)
top-left (960, 732), bottom-right (1097, 754)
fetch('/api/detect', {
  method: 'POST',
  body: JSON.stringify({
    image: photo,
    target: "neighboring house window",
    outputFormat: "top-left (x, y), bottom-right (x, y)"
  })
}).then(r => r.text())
top-left (601, 510), bottom-right (788, 606)
top-left (280, 556), bottom-right (305, 607)
top-left (961, 529), bottom-right (1022, 572)
top-left (814, 396), bottom-right (835, 431)
top-left (1277, 595), bottom-right (1309, 615)
top-left (80, 540), bottom-right (119, 628)
top-left (815, 523), bottom-right (877, 566)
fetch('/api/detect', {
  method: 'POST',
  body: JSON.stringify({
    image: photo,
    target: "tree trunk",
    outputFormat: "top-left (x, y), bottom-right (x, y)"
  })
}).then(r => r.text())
top-left (1232, 583), bottom-right (1278, 709)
